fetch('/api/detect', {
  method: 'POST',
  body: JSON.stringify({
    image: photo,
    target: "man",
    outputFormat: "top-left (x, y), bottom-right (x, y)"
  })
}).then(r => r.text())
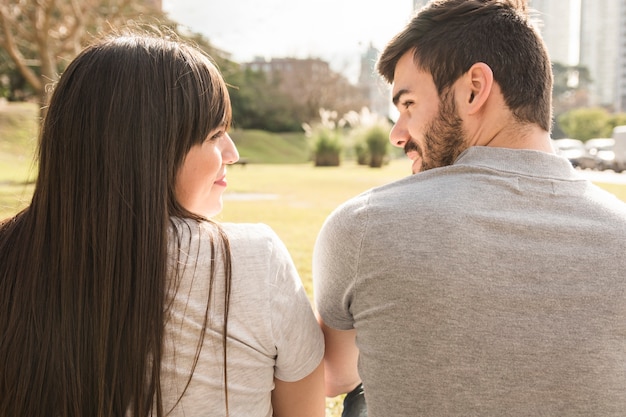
top-left (313, 0), bottom-right (626, 416)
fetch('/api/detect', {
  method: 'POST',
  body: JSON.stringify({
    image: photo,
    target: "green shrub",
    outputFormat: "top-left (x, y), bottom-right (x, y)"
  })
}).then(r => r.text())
top-left (365, 125), bottom-right (389, 168)
top-left (312, 128), bottom-right (342, 166)
top-left (354, 141), bottom-right (369, 165)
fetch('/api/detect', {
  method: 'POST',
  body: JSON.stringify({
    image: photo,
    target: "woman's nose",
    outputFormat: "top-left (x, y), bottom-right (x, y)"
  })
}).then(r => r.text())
top-left (223, 133), bottom-right (239, 164)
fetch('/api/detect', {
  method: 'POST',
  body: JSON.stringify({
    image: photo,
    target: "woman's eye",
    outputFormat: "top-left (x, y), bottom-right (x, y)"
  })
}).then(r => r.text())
top-left (210, 131), bottom-right (225, 141)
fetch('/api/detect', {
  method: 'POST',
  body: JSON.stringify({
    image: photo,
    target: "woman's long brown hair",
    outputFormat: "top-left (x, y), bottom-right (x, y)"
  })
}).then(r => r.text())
top-left (0, 29), bottom-right (232, 417)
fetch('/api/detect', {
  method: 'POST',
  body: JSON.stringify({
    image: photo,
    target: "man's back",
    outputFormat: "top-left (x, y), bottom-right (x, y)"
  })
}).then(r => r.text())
top-left (314, 147), bottom-right (626, 416)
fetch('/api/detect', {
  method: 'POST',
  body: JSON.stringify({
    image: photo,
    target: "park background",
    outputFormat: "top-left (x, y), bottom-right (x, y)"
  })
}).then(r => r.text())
top-left (3, 1), bottom-right (626, 416)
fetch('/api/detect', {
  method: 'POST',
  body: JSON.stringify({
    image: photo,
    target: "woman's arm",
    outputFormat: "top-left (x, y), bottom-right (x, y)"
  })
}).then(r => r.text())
top-left (271, 361), bottom-right (325, 417)
top-left (318, 317), bottom-right (361, 397)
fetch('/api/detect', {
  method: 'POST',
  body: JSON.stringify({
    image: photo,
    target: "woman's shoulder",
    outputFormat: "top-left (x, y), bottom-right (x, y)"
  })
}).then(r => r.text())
top-left (170, 217), bottom-right (272, 235)
top-left (219, 221), bottom-right (275, 237)
top-left (170, 218), bottom-right (280, 251)
top-left (220, 222), bottom-right (287, 257)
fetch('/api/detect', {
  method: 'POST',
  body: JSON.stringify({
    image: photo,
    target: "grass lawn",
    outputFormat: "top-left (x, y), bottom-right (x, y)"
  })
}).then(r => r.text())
top-left (0, 102), bottom-right (38, 220)
top-left (216, 161), bottom-right (410, 295)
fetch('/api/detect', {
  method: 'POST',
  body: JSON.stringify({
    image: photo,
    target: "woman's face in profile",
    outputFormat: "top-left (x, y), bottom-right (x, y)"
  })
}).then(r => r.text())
top-left (175, 126), bottom-right (239, 218)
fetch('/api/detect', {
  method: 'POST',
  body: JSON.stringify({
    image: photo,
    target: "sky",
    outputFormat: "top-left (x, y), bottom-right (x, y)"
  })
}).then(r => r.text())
top-left (162, 0), bottom-right (415, 82)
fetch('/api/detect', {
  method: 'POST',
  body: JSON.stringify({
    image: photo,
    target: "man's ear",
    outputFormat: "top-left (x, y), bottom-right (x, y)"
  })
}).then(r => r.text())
top-left (462, 62), bottom-right (493, 114)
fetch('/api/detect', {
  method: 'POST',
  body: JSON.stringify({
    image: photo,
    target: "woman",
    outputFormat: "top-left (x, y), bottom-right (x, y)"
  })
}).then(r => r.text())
top-left (0, 30), bottom-right (324, 417)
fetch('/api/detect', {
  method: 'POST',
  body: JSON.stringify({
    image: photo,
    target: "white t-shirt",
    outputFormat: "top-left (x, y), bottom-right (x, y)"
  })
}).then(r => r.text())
top-left (162, 218), bottom-right (323, 416)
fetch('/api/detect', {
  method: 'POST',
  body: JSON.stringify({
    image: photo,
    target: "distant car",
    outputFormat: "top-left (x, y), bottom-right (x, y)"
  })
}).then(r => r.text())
top-left (584, 138), bottom-right (615, 171)
top-left (552, 138), bottom-right (595, 169)
top-left (612, 126), bottom-right (626, 173)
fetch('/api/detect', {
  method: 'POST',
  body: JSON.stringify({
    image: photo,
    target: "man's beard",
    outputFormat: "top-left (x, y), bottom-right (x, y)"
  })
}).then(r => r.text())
top-left (405, 89), bottom-right (467, 173)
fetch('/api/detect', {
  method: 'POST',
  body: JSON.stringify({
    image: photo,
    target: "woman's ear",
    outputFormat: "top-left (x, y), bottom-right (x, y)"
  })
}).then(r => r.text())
top-left (463, 62), bottom-right (493, 114)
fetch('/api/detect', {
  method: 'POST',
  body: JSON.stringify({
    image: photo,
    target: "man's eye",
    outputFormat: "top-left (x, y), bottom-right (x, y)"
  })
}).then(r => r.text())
top-left (402, 101), bottom-right (414, 109)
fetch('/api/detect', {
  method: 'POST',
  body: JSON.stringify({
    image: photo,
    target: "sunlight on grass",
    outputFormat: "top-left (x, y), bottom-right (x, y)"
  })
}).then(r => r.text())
top-left (593, 182), bottom-right (626, 201)
top-left (3, 160), bottom-right (626, 298)
top-left (3, 159), bottom-right (626, 298)
top-left (216, 161), bottom-right (410, 295)
top-left (0, 183), bottom-right (34, 217)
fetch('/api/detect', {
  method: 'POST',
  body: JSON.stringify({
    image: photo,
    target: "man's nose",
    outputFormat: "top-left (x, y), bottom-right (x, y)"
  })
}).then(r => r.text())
top-left (389, 118), bottom-right (409, 148)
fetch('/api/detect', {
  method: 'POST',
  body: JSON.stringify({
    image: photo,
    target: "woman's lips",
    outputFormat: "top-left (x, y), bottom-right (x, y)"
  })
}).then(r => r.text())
top-left (214, 175), bottom-right (227, 187)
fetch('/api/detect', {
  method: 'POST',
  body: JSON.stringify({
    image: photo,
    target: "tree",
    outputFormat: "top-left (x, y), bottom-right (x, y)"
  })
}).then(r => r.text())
top-left (551, 62), bottom-right (592, 137)
top-left (0, 0), bottom-right (163, 111)
top-left (0, 0), bottom-right (319, 133)
top-left (552, 62), bottom-right (591, 112)
top-left (0, 47), bottom-right (31, 100)
top-left (227, 68), bottom-right (302, 132)
top-left (0, 2), bottom-right (366, 134)
top-left (558, 107), bottom-right (612, 141)
top-left (255, 57), bottom-right (368, 125)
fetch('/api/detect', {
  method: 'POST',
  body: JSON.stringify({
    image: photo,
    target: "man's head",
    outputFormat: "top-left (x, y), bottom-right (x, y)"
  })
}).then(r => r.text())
top-left (378, 0), bottom-right (553, 172)
top-left (380, 0), bottom-right (552, 130)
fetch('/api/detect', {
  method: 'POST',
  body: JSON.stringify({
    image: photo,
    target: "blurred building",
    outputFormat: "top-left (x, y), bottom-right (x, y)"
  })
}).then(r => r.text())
top-left (529, 0), bottom-right (579, 66)
top-left (616, 0), bottom-right (626, 111)
top-left (243, 57), bottom-right (367, 119)
top-left (530, 0), bottom-right (626, 111)
top-left (527, 0), bottom-right (617, 110)
top-left (579, 0), bottom-right (620, 109)
top-left (357, 43), bottom-right (391, 118)
top-left (245, 57), bottom-right (334, 94)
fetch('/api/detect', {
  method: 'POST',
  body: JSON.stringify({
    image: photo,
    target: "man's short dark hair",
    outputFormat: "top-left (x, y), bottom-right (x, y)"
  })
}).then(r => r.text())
top-left (378, 0), bottom-right (553, 131)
